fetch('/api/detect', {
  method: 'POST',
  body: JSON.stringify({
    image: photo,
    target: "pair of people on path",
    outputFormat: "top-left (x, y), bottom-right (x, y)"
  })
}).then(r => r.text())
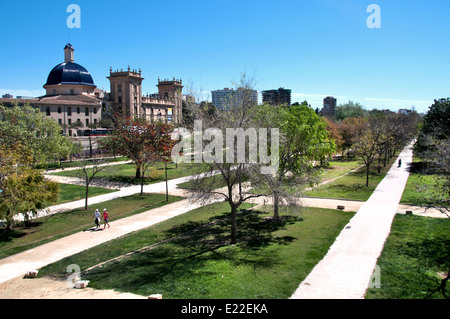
top-left (94, 208), bottom-right (110, 229)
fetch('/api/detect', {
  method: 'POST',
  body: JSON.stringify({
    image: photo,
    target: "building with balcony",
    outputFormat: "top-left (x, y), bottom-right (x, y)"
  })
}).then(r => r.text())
top-left (262, 87), bottom-right (291, 106)
top-left (211, 87), bottom-right (258, 109)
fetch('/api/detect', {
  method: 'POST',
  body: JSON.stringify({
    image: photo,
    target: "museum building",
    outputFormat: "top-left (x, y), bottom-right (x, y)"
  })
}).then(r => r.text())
top-left (0, 44), bottom-right (183, 137)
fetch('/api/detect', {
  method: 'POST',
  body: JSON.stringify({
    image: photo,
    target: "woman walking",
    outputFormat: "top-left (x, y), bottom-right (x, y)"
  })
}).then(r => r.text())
top-left (94, 209), bottom-right (101, 229)
top-left (103, 208), bottom-right (110, 229)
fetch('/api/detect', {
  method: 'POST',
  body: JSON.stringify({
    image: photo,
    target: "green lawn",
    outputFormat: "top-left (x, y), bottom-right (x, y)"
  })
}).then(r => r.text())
top-left (34, 156), bottom-right (129, 171)
top-left (38, 203), bottom-right (355, 299)
top-left (0, 193), bottom-right (183, 259)
top-left (178, 159), bottom-right (363, 191)
top-left (320, 158), bottom-right (363, 181)
top-left (56, 183), bottom-right (118, 205)
top-left (400, 157), bottom-right (446, 206)
top-left (303, 157), bottom-right (396, 201)
top-left (51, 162), bottom-right (200, 185)
top-left (366, 214), bottom-right (450, 299)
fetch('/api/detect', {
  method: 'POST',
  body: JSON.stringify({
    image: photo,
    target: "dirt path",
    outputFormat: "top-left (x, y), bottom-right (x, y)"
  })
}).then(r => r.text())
top-left (0, 276), bottom-right (146, 299)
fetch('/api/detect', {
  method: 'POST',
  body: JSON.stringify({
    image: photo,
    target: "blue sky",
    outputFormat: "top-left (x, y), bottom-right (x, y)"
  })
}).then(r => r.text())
top-left (0, 0), bottom-right (449, 113)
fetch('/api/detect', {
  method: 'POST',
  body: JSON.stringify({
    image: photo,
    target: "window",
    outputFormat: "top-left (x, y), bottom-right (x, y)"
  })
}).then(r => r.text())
top-left (85, 107), bottom-right (89, 116)
top-left (86, 119), bottom-right (89, 126)
top-left (68, 119), bottom-right (72, 125)
top-left (58, 119), bottom-right (62, 125)
top-left (45, 107), bottom-right (50, 116)
top-left (118, 84), bottom-right (122, 92)
top-left (68, 107), bottom-right (72, 116)
top-left (94, 107), bottom-right (97, 114)
top-left (118, 96), bottom-right (122, 104)
top-left (77, 107), bottom-right (80, 114)
top-left (58, 107), bottom-right (62, 114)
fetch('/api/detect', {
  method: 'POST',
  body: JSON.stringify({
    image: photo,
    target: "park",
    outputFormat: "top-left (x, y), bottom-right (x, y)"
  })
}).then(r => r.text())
top-left (0, 94), bottom-right (448, 301)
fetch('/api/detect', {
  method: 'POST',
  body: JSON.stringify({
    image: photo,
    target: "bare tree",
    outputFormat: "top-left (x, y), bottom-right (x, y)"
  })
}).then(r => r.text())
top-left (75, 153), bottom-right (116, 210)
top-left (180, 74), bottom-right (272, 244)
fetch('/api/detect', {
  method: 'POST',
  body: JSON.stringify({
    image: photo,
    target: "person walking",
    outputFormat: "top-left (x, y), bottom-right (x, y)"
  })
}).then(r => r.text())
top-left (398, 159), bottom-right (402, 167)
top-left (103, 208), bottom-right (110, 229)
top-left (94, 209), bottom-right (101, 229)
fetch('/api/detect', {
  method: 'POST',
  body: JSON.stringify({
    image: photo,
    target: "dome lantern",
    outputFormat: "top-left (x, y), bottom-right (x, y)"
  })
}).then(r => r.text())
top-left (64, 43), bottom-right (74, 63)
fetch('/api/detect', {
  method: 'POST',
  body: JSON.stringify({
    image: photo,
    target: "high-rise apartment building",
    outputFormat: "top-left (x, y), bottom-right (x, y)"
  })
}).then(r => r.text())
top-left (211, 88), bottom-right (258, 109)
top-left (262, 88), bottom-right (291, 106)
top-left (322, 96), bottom-right (337, 117)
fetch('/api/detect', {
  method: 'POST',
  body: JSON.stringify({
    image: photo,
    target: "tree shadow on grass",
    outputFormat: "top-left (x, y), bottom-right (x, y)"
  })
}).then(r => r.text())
top-left (84, 208), bottom-right (300, 296)
top-left (0, 221), bottom-right (43, 243)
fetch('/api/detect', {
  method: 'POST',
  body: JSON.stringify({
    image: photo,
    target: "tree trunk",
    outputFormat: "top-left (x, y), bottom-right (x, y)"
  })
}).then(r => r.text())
top-left (230, 204), bottom-right (238, 244)
top-left (85, 183), bottom-right (89, 210)
top-left (135, 165), bottom-right (141, 179)
top-left (273, 193), bottom-right (280, 222)
top-left (140, 172), bottom-right (144, 196)
top-left (165, 162), bottom-right (168, 202)
top-left (366, 164), bottom-right (370, 187)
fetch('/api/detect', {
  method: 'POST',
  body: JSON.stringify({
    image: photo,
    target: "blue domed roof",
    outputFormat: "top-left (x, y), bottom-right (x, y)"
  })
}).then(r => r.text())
top-left (45, 62), bottom-right (96, 87)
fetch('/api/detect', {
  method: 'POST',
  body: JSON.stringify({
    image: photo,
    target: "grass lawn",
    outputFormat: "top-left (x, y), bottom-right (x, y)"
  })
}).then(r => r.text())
top-left (51, 162), bottom-right (200, 185)
top-left (400, 157), bottom-right (446, 206)
top-left (177, 159), bottom-right (363, 191)
top-left (56, 183), bottom-right (118, 205)
top-left (303, 156), bottom-right (397, 201)
top-left (34, 156), bottom-right (129, 171)
top-left (319, 158), bottom-right (363, 181)
top-left (0, 193), bottom-right (183, 259)
top-left (38, 203), bottom-right (355, 299)
top-left (366, 214), bottom-right (450, 299)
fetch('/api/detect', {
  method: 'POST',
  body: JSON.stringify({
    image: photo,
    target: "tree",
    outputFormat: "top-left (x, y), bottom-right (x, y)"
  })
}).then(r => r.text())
top-left (99, 118), bottom-right (114, 129)
top-left (334, 101), bottom-right (368, 121)
top-left (74, 154), bottom-right (115, 210)
top-left (181, 74), bottom-right (267, 244)
top-left (353, 117), bottom-right (383, 187)
top-left (337, 117), bottom-right (367, 158)
top-left (99, 115), bottom-right (176, 196)
top-left (416, 97), bottom-right (450, 154)
top-left (415, 98), bottom-right (450, 217)
top-left (253, 102), bottom-right (335, 221)
top-left (324, 118), bottom-right (343, 155)
top-left (0, 143), bottom-right (59, 228)
top-left (0, 103), bottom-right (76, 164)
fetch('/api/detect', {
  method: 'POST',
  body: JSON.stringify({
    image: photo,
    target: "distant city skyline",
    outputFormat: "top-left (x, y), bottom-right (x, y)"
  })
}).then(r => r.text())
top-left (0, 0), bottom-right (449, 114)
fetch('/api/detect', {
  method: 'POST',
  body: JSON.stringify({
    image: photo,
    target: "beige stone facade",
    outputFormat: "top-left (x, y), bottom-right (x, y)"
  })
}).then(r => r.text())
top-left (108, 67), bottom-right (183, 124)
top-left (0, 44), bottom-right (184, 137)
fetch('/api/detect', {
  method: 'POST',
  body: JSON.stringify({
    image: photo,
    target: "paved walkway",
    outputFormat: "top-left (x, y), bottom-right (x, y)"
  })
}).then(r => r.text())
top-left (290, 141), bottom-right (415, 299)
top-left (1, 142), bottom-right (440, 296)
top-left (0, 194), bottom-right (222, 285)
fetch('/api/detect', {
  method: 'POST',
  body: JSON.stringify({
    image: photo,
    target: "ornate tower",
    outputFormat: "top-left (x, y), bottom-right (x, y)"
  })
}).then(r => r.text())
top-left (108, 66), bottom-right (144, 117)
top-left (64, 43), bottom-right (75, 63)
top-left (157, 77), bottom-right (183, 123)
